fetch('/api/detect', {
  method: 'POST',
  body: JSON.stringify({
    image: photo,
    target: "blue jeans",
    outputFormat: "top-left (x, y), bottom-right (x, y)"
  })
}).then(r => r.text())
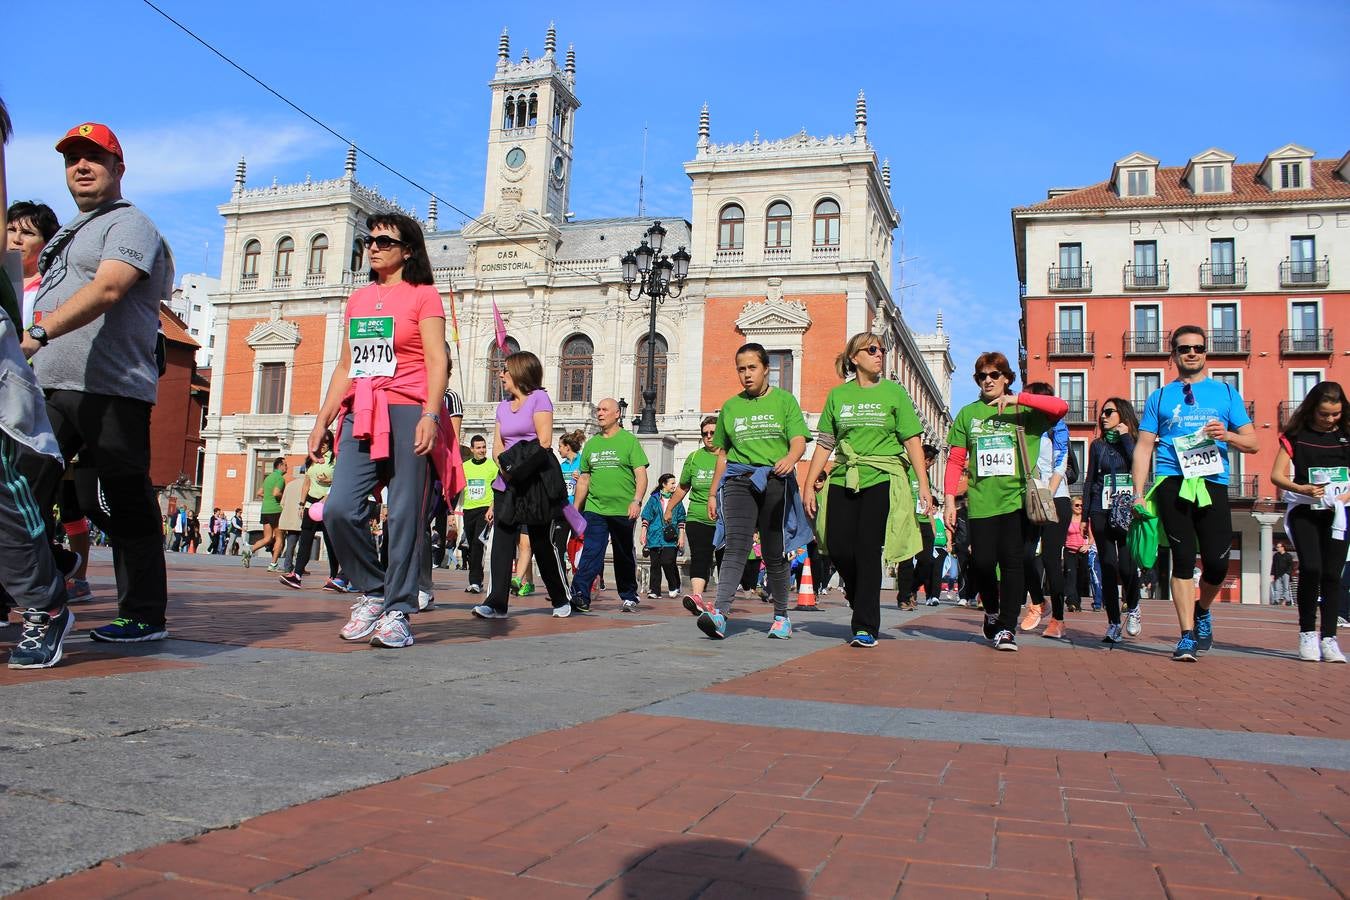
top-left (571, 512), bottom-right (638, 605)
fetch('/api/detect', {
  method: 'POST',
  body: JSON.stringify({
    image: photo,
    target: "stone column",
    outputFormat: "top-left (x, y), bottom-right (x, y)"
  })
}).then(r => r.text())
top-left (1254, 512), bottom-right (1283, 606)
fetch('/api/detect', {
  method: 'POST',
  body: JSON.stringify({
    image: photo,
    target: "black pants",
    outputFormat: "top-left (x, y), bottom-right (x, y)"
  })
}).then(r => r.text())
top-left (572, 512), bottom-right (639, 605)
top-left (1090, 512), bottom-right (1138, 625)
top-left (1062, 550), bottom-right (1088, 610)
top-left (41, 390), bottom-right (168, 628)
top-left (1036, 497), bottom-right (1072, 620)
top-left (825, 482), bottom-right (889, 638)
top-left (294, 496), bottom-right (339, 578)
top-left (483, 491), bottom-right (568, 611)
top-left (1288, 506), bottom-right (1347, 637)
top-left (648, 545), bottom-right (679, 594)
top-left (686, 520), bottom-right (718, 582)
top-left (906, 520), bottom-right (936, 602)
top-left (1153, 477), bottom-right (1233, 585)
top-left (462, 506), bottom-right (489, 586)
top-left (713, 476), bottom-right (790, 617)
top-left (968, 510), bottom-right (1030, 634)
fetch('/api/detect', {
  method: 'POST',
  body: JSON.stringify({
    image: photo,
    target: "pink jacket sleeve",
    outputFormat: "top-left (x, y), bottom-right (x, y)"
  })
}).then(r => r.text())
top-left (1017, 391), bottom-right (1069, 422)
top-left (944, 446), bottom-right (968, 496)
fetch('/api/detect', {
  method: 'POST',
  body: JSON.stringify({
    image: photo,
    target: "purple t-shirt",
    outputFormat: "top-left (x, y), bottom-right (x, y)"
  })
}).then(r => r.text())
top-left (493, 389), bottom-right (553, 490)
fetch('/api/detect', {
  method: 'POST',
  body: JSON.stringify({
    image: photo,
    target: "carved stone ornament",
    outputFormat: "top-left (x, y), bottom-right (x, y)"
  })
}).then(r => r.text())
top-left (734, 297), bottom-right (812, 336)
top-left (245, 318), bottom-right (301, 349)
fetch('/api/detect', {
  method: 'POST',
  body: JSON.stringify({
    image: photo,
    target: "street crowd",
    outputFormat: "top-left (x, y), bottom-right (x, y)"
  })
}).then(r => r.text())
top-left (2, 109), bottom-right (1348, 669)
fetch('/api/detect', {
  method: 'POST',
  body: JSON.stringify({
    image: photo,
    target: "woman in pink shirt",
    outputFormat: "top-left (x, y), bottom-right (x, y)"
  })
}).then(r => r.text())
top-left (1062, 497), bottom-right (1091, 616)
top-left (309, 213), bottom-right (446, 649)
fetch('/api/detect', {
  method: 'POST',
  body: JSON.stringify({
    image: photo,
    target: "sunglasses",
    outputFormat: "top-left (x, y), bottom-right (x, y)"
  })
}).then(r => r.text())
top-left (1100, 408), bottom-right (1118, 417)
top-left (858, 345), bottom-right (883, 356)
top-left (1181, 381), bottom-right (1196, 405)
top-left (976, 371), bottom-right (1004, 382)
top-left (1175, 343), bottom-right (1206, 356)
top-left (362, 235), bottom-right (405, 250)
top-left (701, 430), bottom-right (716, 437)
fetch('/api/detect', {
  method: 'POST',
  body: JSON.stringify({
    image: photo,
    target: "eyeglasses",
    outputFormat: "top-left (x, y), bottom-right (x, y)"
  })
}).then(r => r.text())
top-left (1175, 343), bottom-right (1206, 356)
top-left (362, 235), bottom-right (405, 250)
top-left (1100, 408), bottom-right (1118, 418)
top-left (701, 430), bottom-right (716, 437)
top-left (1181, 381), bottom-right (1196, 406)
top-left (976, 371), bottom-right (1004, 382)
top-left (859, 345), bottom-right (883, 356)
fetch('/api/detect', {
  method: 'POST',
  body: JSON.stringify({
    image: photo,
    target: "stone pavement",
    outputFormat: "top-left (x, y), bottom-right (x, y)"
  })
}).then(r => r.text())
top-left (4, 550), bottom-right (1348, 898)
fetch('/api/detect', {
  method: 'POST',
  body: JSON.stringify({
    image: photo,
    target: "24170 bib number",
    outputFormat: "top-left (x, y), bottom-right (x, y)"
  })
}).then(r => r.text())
top-left (349, 316), bottom-right (396, 378)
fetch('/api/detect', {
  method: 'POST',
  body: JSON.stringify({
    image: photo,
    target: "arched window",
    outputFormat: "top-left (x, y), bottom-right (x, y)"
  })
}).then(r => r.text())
top-left (558, 335), bottom-right (594, 403)
top-left (307, 234), bottom-right (328, 275)
top-left (527, 93), bottom-right (538, 126)
top-left (765, 201), bottom-right (792, 248)
top-left (503, 94), bottom-right (515, 129)
top-left (813, 199), bottom-right (841, 246)
top-left (275, 236), bottom-right (294, 276)
top-left (350, 238), bottom-right (364, 273)
top-left (516, 96), bottom-right (527, 128)
top-left (718, 205), bottom-right (745, 250)
top-left (634, 334), bottom-right (668, 415)
top-left (241, 240), bottom-right (261, 277)
top-left (485, 337), bottom-right (521, 402)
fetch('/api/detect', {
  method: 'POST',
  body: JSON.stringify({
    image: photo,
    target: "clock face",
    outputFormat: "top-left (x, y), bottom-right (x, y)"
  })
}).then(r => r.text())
top-left (505, 147), bottom-right (526, 170)
top-left (552, 156), bottom-right (565, 179)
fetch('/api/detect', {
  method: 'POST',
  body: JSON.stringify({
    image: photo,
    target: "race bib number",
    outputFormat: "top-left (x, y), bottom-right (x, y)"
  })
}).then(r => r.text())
top-left (466, 478), bottom-right (487, 502)
top-left (1102, 473), bottom-right (1134, 507)
top-left (975, 434), bottom-right (1016, 478)
top-left (1310, 466), bottom-right (1350, 508)
top-left (349, 316), bottom-right (396, 378)
top-left (1175, 430), bottom-right (1223, 479)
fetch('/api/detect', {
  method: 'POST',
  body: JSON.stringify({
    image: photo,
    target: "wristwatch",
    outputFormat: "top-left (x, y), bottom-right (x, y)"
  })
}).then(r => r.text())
top-left (26, 324), bottom-right (49, 346)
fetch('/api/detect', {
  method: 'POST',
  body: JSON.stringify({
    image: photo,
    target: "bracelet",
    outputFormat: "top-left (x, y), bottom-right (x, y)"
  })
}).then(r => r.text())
top-left (422, 412), bottom-right (440, 423)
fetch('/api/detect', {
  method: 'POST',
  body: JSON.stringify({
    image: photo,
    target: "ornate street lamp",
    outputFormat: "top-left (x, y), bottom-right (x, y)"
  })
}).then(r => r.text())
top-left (621, 221), bottom-right (690, 434)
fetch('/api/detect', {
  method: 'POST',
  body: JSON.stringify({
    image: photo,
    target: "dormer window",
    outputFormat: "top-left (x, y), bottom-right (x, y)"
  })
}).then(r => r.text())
top-left (1184, 148), bottom-right (1234, 195)
top-left (1258, 144), bottom-right (1314, 191)
top-left (1125, 170), bottom-right (1150, 197)
top-left (1280, 161), bottom-right (1303, 189)
top-left (1201, 165), bottom-right (1226, 193)
top-left (1111, 153), bottom-right (1159, 199)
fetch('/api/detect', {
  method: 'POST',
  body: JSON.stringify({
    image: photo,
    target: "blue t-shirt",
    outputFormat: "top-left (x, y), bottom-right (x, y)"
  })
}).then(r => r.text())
top-left (560, 456), bottom-right (582, 505)
top-left (1140, 378), bottom-right (1251, 485)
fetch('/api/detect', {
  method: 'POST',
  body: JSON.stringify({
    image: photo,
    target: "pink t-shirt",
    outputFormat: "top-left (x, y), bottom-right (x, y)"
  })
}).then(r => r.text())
top-left (342, 281), bottom-right (443, 404)
top-left (1065, 518), bottom-right (1087, 552)
top-left (493, 389), bottom-right (553, 490)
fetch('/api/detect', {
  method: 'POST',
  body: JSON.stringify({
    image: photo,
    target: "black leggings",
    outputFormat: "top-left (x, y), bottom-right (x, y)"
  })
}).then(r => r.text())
top-left (968, 510), bottom-right (1030, 634)
top-left (903, 520), bottom-right (936, 602)
top-left (1090, 512), bottom-right (1138, 625)
top-left (648, 546), bottom-right (680, 594)
top-left (1152, 477), bottom-right (1233, 585)
top-left (826, 482), bottom-right (890, 638)
top-left (1035, 497), bottom-right (1072, 620)
top-left (1287, 506), bottom-right (1347, 637)
top-left (686, 520), bottom-right (718, 582)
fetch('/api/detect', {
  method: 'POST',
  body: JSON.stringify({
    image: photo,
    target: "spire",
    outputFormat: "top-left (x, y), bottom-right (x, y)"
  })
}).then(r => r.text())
top-left (544, 22), bottom-right (557, 56)
top-left (344, 143), bottom-right (357, 178)
top-left (882, 157), bottom-right (891, 190)
top-left (565, 43), bottom-right (575, 76)
top-left (233, 156), bottom-right (246, 195)
top-left (521, 47), bottom-right (531, 63)
top-left (936, 310), bottom-right (945, 334)
top-left (427, 196), bottom-right (438, 231)
top-left (855, 90), bottom-right (867, 138)
top-left (497, 27), bottom-right (509, 62)
top-left (697, 102), bottom-right (709, 149)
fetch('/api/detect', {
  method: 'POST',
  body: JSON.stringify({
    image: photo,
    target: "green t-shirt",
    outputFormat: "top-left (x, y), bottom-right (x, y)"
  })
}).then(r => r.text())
top-left (947, 400), bottom-right (1050, 519)
top-left (261, 470), bottom-right (286, 515)
top-left (462, 457), bottom-right (499, 510)
top-left (679, 447), bottom-right (719, 525)
top-left (306, 455), bottom-right (334, 500)
top-left (712, 387), bottom-right (809, 468)
top-left (581, 429), bottom-right (650, 517)
top-left (818, 379), bottom-right (923, 491)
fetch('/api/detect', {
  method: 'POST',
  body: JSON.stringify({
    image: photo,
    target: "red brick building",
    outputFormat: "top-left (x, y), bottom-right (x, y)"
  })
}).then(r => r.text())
top-left (153, 306), bottom-right (208, 490)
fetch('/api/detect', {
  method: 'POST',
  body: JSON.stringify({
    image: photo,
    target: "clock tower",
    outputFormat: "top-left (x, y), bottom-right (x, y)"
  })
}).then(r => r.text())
top-left (483, 24), bottom-right (579, 221)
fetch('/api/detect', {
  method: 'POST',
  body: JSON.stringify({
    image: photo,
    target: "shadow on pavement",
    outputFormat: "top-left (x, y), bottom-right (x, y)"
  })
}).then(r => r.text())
top-left (617, 838), bottom-right (806, 898)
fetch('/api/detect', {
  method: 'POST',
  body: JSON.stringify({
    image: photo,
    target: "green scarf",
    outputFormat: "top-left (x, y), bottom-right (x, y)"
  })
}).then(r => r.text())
top-left (816, 438), bottom-right (922, 564)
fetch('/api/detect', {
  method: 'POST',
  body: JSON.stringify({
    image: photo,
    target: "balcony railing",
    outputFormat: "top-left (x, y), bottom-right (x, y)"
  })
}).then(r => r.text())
top-left (1064, 400), bottom-right (1097, 425)
top-left (1123, 330), bottom-right (1169, 356)
top-left (1199, 259), bottom-right (1247, 290)
top-left (763, 245), bottom-right (791, 262)
top-left (1047, 332), bottom-right (1095, 357)
top-left (1279, 329), bottom-right (1333, 355)
top-left (271, 274), bottom-right (292, 289)
top-left (303, 272), bottom-right (325, 287)
top-left (1207, 329), bottom-right (1250, 356)
top-left (1227, 476), bottom-right (1259, 502)
top-left (1279, 257), bottom-right (1330, 288)
top-left (714, 248), bottom-right (744, 265)
top-left (811, 244), bottom-right (841, 260)
top-left (1278, 401), bottom-right (1298, 428)
top-left (1123, 262), bottom-right (1169, 291)
top-left (238, 274), bottom-right (259, 291)
top-left (1048, 264), bottom-right (1092, 292)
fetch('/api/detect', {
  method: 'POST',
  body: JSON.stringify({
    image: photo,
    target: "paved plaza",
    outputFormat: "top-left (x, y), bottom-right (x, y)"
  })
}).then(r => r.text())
top-left (3, 550), bottom-right (1348, 898)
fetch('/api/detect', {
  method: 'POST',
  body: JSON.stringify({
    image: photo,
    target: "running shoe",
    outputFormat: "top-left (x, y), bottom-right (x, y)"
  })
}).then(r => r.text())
top-left (518, 581), bottom-right (535, 597)
top-left (1172, 631), bottom-right (1198, 662)
top-left (465, 584), bottom-right (483, 594)
top-left (1102, 623), bottom-right (1123, 644)
top-left (279, 572), bottom-right (302, 590)
top-left (370, 610), bottom-right (414, 648)
top-left (65, 578), bottom-right (94, 604)
top-left (1338, 616), bottom-right (1350, 628)
top-left (849, 631), bottom-right (877, 648)
top-left (667, 590), bottom-right (680, 599)
top-left (551, 603), bottom-right (572, 618)
top-left (471, 604), bottom-right (508, 619)
top-left (1125, 607), bottom-right (1142, 637)
top-left (1042, 619), bottom-right (1065, 640)
top-left (8, 607), bottom-right (74, 669)
top-left (697, 610), bottom-right (727, 640)
top-left (572, 598), bottom-right (591, 612)
top-left (1019, 604), bottom-right (1043, 633)
top-left (340, 596), bottom-right (384, 641)
top-left (1321, 637), bottom-right (1346, 664)
top-left (1299, 632), bottom-right (1321, 662)
top-left (768, 616), bottom-right (792, 639)
top-left (1194, 610), bottom-right (1214, 653)
top-left (983, 614), bottom-right (1000, 641)
top-left (241, 547), bottom-right (252, 568)
top-left (509, 576), bottom-right (521, 594)
top-left (925, 597), bottom-right (941, 607)
top-left (267, 561), bottom-right (280, 573)
top-left (322, 577), bottom-right (347, 593)
top-left (90, 618), bottom-right (167, 643)
top-left (993, 630), bottom-right (1018, 652)
top-left (646, 591), bottom-right (660, 600)
top-left (682, 593), bottom-right (712, 616)
top-left (417, 591), bottom-right (435, 611)
top-left (955, 598), bottom-right (968, 607)
top-left (622, 599), bottom-right (639, 613)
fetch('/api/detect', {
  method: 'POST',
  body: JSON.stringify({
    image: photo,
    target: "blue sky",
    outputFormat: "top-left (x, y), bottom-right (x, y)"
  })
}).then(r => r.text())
top-left (6, 1), bottom-right (1348, 408)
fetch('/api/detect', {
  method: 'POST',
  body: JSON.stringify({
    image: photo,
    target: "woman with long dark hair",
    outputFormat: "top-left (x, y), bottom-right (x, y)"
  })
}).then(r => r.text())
top-left (309, 213), bottom-right (448, 649)
top-left (1271, 381), bottom-right (1349, 663)
top-left (1083, 397), bottom-right (1141, 642)
top-left (640, 473), bottom-right (685, 598)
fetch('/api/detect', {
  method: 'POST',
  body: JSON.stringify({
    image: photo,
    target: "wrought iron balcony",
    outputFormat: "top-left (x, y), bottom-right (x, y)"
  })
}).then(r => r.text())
top-left (1227, 475), bottom-right (1259, 503)
top-left (1278, 401), bottom-right (1298, 428)
top-left (1048, 264), bottom-right (1092, 292)
top-left (1123, 262), bottom-right (1169, 291)
top-left (1123, 331), bottom-right (1169, 356)
top-left (1064, 400), bottom-right (1097, 425)
top-left (1279, 257), bottom-right (1330, 288)
top-left (1047, 332), bottom-right (1094, 357)
top-left (1207, 330), bottom-right (1250, 356)
top-left (1279, 329), bottom-right (1333, 355)
top-left (1199, 259), bottom-right (1246, 289)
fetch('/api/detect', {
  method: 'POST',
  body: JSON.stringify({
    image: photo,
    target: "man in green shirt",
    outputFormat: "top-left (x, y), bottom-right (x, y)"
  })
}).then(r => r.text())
top-left (245, 457), bottom-right (287, 567)
top-left (571, 398), bottom-right (649, 612)
top-left (460, 434), bottom-right (498, 593)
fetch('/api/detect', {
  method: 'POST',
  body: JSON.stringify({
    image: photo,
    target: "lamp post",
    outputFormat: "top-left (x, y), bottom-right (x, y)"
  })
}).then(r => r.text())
top-left (618, 398), bottom-right (629, 430)
top-left (621, 221), bottom-right (691, 435)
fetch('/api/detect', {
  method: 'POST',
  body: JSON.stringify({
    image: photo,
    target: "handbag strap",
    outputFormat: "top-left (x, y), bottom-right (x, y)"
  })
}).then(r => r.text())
top-left (1013, 412), bottom-right (1035, 482)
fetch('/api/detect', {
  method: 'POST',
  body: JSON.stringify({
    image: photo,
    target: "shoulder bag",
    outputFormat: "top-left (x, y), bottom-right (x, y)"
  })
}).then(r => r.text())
top-left (1015, 421), bottom-right (1058, 525)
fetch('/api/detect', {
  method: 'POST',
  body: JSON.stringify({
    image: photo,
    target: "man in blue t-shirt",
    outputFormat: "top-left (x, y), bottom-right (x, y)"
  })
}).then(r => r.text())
top-left (1132, 325), bottom-right (1258, 662)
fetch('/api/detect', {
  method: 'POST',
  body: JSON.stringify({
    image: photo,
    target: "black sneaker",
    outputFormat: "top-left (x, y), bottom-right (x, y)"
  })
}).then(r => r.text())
top-left (993, 630), bottom-right (1018, 652)
top-left (1194, 611), bottom-right (1213, 653)
top-left (8, 607), bottom-right (75, 669)
top-left (90, 618), bottom-right (168, 643)
top-left (983, 614), bottom-right (1000, 641)
top-left (279, 572), bottom-right (302, 590)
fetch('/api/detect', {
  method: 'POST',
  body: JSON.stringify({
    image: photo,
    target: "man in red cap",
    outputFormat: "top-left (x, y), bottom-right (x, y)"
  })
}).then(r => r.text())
top-left (18, 122), bottom-right (174, 644)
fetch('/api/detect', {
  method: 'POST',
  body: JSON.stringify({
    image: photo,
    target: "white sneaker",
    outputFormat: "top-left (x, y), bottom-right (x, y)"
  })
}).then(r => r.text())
top-left (1125, 607), bottom-right (1142, 637)
top-left (466, 584), bottom-right (482, 594)
top-left (1299, 631), bottom-right (1321, 661)
top-left (667, 590), bottom-right (680, 598)
top-left (925, 597), bottom-right (940, 607)
top-left (370, 610), bottom-right (414, 648)
top-left (417, 591), bottom-right (435, 611)
top-left (552, 604), bottom-right (572, 618)
top-left (470, 604), bottom-right (507, 619)
top-left (955, 598), bottom-right (968, 607)
top-left (1338, 617), bottom-right (1350, 628)
top-left (622, 599), bottom-right (639, 613)
top-left (340, 596), bottom-right (384, 641)
top-left (1321, 637), bottom-right (1347, 663)
top-left (646, 591), bottom-right (660, 600)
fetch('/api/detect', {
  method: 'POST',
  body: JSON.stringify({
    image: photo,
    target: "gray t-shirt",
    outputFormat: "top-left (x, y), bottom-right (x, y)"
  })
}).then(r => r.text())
top-left (33, 201), bottom-right (173, 404)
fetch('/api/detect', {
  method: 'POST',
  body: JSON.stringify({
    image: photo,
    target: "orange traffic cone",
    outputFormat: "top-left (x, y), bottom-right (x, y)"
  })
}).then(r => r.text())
top-left (794, 557), bottom-right (819, 610)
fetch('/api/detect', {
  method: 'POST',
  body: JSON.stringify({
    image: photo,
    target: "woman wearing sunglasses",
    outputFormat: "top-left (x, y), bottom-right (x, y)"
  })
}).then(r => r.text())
top-left (804, 333), bottom-right (931, 648)
top-left (1083, 398), bottom-right (1142, 643)
top-left (942, 353), bottom-right (1068, 651)
top-left (309, 215), bottom-right (450, 649)
top-left (670, 416), bottom-right (721, 614)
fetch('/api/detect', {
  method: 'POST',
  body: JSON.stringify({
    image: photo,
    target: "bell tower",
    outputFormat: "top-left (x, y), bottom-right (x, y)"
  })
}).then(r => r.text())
top-left (483, 23), bottom-right (579, 221)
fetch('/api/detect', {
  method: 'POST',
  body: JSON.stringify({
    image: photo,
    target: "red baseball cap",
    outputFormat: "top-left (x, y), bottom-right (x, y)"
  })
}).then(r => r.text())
top-left (55, 122), bottom-right (124, 160)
